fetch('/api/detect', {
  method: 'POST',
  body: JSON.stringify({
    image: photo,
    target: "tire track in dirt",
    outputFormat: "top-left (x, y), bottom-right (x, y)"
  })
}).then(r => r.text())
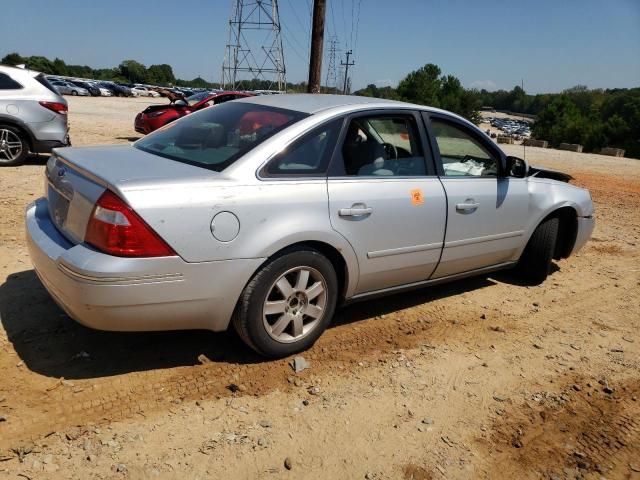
top-left (1, 298), bottom-right (504, 450)
top-left (482, 376), bottom-right (640, 479)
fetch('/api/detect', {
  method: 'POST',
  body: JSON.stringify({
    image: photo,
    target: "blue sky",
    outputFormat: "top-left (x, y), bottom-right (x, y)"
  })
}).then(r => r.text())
top-left (1, 0), bottom-right (638, 93)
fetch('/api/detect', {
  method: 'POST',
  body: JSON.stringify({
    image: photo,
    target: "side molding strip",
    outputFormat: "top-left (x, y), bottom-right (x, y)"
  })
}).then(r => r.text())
top-left (367, 242), bottom-right (443, 259)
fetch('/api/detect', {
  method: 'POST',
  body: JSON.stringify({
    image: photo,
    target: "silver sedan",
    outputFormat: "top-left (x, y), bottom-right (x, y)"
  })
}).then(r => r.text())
top-left (26, 95), bottom-right (594, 357)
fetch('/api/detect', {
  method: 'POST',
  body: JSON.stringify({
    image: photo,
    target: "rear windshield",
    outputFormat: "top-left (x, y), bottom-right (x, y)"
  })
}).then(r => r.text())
top-left (35, 74), bottom-right (58, 94)
top-left (186, 92), bottom-right (210, 106)
top-left (134, 101), bottom-right (307, 172)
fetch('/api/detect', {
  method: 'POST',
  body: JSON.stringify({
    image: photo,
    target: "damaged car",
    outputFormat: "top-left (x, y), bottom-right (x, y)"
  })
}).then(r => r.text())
top-left (134, 90), bottom-right (251, 134)
top-left (26, 95), bottom-right (594, 357)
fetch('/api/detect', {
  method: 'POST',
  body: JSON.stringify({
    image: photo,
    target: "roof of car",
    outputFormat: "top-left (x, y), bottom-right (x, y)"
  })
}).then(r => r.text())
top-left (0, 64), bottom-right (41, 78)
top-left (234, 93), bottom-right (430, 115)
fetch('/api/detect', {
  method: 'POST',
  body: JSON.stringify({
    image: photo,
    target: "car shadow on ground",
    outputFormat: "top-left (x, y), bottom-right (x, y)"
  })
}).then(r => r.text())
top-left (0, 266), bottom-right (539, 380)
top-left (21, 154), bottom-right (50, 166)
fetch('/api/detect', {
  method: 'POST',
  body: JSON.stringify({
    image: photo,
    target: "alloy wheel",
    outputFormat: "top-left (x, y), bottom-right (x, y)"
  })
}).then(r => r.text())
top-left (0, 129), bottom-right (23, 163)
top-left (262, 266), bottom-right (327, 343)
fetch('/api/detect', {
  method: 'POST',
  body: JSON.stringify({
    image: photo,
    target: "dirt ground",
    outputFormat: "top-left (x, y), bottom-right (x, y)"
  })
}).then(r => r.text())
top-left (0, 96), bottom-right (639, 480)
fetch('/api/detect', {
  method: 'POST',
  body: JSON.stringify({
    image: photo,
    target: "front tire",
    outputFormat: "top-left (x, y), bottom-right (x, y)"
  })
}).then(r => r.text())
top-left (517, 216), bottom-right (559, 284)
top-left (71, 90), bottom-right (78, 96)
top-left (233, 247), bottom-right (338, 358)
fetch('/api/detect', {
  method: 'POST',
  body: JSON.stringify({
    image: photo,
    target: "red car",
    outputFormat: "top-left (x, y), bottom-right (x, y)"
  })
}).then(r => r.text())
top-left (134, 91), bottom-right (251, 134)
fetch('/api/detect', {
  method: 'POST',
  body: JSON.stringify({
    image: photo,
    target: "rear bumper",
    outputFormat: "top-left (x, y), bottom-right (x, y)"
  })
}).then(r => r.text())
top-left (26, 198), bottom-right (264, 332)
top-left (572, 216), bottom-right (595, 255)
top-left (32, 135), bottom-right (71, 153)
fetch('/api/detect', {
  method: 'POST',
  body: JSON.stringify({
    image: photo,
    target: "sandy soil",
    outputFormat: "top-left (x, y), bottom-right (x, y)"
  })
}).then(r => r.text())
top-left (0, 97), bottom-right (639, 480)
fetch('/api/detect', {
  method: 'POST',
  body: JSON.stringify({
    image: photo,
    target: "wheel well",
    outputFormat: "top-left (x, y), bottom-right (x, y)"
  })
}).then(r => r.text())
top-left (272, 241), bottom-right (349, 300)
top-left (0, 121), bottom-right (33, 151)
top-left (548, 207), bottom-right (578, 259)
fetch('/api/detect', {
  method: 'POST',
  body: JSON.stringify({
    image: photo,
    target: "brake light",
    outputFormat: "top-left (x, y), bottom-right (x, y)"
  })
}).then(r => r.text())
top-left (39, 101), bottom-right (68, 115)
top-left (85, 190), bottom-right (176, 257)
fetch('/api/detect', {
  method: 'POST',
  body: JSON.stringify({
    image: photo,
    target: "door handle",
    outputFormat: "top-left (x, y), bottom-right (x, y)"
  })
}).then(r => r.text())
top-left (456, 201), bottom-right (480, 212)
top-left (339, 205), bottom-right (373, 217)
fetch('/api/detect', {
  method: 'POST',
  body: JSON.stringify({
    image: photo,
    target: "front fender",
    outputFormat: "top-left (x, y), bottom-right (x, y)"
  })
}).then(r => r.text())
top-left (516, 179), bottom-right (594, 258)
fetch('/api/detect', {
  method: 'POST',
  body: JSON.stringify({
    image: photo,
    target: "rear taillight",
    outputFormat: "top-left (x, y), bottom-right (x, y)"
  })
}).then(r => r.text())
top-left (85, 190), bottom-right (176, 257)
top-left (39, 101), bottom-right (68, 115)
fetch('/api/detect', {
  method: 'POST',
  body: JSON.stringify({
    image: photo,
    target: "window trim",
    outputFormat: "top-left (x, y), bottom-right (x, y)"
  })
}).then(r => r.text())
top-left (327, 108), bottom-right (437, 179)
top-left (258, 117), bottom-right (344, 179)
top-left (422, 112), bottom-right (506, 178)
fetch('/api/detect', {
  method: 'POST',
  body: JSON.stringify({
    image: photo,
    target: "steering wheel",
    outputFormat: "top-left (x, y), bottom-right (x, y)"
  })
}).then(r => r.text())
top-left (382, 143), bottom-right (398, 160)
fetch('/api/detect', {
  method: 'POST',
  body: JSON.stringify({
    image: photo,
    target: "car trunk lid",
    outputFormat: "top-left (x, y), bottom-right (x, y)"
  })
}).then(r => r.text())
top-left (45, 145), bottom-right (220, 245)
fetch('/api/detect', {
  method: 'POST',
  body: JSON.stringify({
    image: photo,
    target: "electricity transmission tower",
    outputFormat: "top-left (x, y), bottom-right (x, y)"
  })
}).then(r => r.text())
top-left (324, 35), bottom-right (340, 93)
top-left (221, 0), bottom-right (287, 91)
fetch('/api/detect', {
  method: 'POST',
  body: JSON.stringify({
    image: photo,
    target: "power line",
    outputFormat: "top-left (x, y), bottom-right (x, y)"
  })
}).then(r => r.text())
top-left (350, 0), bottom-right (355, 50)
top-left (328, 0), bottom-right (337, 38)
top-left (353, 0), bottom-right (362, 54)
top-left (285, 0), bottom-right (309, 35)
top-left (281, 28), bottom-right (308, 65)
top-left (341, 0), bottom-right (347, 49)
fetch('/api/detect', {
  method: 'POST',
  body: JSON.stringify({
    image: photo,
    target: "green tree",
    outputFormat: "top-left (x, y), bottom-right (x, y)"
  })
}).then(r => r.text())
top-left (119, 60), bottom-right (148, 83)
top-left (396, 63), bottom-right (442, 107)
top-left (1, 52), bottom-right (24, 65)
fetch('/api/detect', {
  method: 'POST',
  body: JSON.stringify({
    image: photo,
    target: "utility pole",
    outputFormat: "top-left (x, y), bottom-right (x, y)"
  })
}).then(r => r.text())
top-left (341, 49), bottom-right (354, 94)
top-left (307, 0), bottom-right (326, 93)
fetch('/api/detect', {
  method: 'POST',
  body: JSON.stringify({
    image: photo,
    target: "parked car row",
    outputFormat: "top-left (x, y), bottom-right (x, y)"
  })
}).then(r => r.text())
top-left (47, 76), bottom-right (136, 97)
top-left (486, 116), bottom-right (532, 137)
top-left (45, 74), bottom-right (285, 100)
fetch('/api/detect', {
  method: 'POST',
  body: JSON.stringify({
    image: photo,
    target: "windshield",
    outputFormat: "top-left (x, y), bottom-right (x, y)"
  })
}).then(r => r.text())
top-left (185, 92), bottom-right (210, 106)
top-left (134, 101), bottom-right (307, 172)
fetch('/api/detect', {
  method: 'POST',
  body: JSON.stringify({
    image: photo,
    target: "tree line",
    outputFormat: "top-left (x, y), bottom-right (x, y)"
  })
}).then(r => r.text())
top-left (3, 53), bottom-right (637, 158)
top-left (355, 64), bottom-right (639, 159)
top-left (0, 53), bottom-right (315, 92)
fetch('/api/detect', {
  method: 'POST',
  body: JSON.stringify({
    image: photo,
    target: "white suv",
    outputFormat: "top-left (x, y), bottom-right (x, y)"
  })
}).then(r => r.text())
top-left (0, 64), bottom-right (70, 166)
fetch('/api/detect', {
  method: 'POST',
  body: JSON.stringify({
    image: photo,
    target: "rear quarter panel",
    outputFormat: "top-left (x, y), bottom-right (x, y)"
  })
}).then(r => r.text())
top-left (122, 180), bottom-right (359, 294)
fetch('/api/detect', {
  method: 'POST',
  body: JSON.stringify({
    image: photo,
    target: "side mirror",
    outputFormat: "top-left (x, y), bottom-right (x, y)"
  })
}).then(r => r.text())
top-left (505, 156), bottom-right (528, 178)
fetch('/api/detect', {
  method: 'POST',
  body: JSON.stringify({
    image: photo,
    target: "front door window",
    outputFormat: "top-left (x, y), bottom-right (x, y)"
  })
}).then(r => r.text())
top-left (431, 120), bottom-right (499, 177)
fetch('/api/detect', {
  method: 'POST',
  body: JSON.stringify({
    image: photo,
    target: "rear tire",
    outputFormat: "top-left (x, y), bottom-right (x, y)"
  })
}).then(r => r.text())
top-left (0, 125), bottom-right (29, 166)
top-left (517, 217), bottom-right (559, 284)
top-left (232, 247), bottom-right (338, 358)
top-left (71, 90), bottom-right (78, 96)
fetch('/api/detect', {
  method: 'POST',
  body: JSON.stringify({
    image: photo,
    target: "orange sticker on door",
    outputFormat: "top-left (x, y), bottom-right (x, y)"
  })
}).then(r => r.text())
top-left (410, 189), bottom-right (424, 205)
